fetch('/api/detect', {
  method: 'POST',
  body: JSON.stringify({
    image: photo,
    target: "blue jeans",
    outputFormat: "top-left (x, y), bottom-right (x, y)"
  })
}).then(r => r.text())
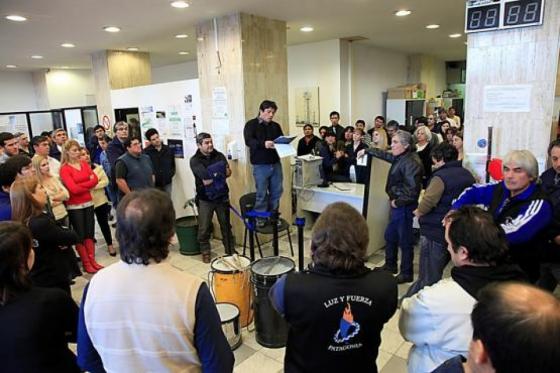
top-left (405, 236), bottom-right (450, 297)
top-left (384, 204), bottom-right (416, 277)
top-left (253, 163), bottom-right (283, 213)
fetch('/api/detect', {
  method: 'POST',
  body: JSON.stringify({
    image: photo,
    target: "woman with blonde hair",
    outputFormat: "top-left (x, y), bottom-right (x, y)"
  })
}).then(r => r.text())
top-left (11, 177), bottom-right (78, 294)
top-left (371, 128), bottom-right (388, 150)
top-left (33, 154), bottom-right (82, 280)
top-left (80, 147), bottom-right (115, 256)
top-left (59, 140), bottom-right (100, 274)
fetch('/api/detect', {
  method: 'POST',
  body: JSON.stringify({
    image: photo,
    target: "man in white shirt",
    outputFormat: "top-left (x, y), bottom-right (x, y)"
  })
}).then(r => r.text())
top-left (399, 206), bottom-right (526, 373)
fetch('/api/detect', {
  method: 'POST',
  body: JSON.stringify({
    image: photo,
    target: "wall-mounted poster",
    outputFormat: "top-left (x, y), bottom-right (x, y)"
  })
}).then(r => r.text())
top-left (168, 139), bottom-right (184, 159)
top-left (140, 106), bottom-right (157, 133)
top-left (295, 87), bottom-right (320, 127)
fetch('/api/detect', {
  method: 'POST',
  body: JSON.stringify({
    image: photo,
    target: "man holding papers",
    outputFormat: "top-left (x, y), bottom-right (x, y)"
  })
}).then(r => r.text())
top-left (243, 100), bottom-right (284, 228)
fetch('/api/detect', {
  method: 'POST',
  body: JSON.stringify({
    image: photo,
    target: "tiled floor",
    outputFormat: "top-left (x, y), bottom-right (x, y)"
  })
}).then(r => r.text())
top-left (71, 226), bottom-right (424, 373)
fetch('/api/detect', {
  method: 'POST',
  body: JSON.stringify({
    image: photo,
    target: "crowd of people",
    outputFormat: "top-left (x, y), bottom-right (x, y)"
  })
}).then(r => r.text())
top-left (1, 105), bottom-right (560, 373)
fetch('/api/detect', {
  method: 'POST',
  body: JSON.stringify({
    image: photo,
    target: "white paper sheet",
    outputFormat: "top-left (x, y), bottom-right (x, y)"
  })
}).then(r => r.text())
top-left (275, 144), bottom-right (297, 158)
top-left (483, 85), bottom-right (532, 112)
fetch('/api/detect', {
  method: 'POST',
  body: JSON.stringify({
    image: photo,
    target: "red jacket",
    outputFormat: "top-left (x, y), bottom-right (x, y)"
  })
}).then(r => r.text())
top-left (60, 161), bottom-right (98, 206)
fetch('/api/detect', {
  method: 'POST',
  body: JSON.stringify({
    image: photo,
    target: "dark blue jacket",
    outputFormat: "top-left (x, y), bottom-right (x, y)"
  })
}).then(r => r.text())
top-left (0, 190), bottom-right (11, 221)
top-left (106, 137), bottom-right (126, 181)
top-left (419, 161), bottom-right (475, 243)
top-left (49, 144), bottom-right (62, 161)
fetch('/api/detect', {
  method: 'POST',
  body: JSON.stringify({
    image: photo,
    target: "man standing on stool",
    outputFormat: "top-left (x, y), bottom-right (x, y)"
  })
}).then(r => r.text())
top-left (243, 100), bottom-right (284, 228)
top-left (190, 133), bottom-right (235, 263)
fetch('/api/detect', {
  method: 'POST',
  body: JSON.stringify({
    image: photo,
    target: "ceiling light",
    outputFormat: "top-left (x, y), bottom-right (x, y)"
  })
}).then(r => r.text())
top-left (61, 66), bottom-right (69, 69)
top-left (127, 47), bottom-right (139, 51)
top-left (426, 24), bottom-right (440, 29)
top-left (175, 34), bottom-right (188, 38)
top-left (5, 15), bottom-right (27, 22)
top-left (178, 51), bottom-right (189, 55)
top-left (61, 43), bottom-right (75, 48)
top-left (6, 65), bottom-right (17, 68)
top-left (103, 26), bottom-right (121, 33)
top-left (300, 26), bottom-right (314, 32)
top-left (170, 1), bottom-right (189, 8)
top-left (449, 33), bottom-right (462, 38)
top-left (197, 37), bottom-right (204, 41)
top-left (31, 55), bottom-right (43, 59)
top-left (395, 10), bottom-right (412, 17)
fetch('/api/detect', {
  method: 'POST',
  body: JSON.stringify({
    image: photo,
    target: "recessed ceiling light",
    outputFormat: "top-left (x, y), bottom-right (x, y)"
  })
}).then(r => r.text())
top-left (395, 10), bottom-right (412, 17)
top-left (31, 55), bottom-right (43, 59)
top-left (197, 37), bottom-right (204, 41)
top-left (175, 34), bottom-right (188, 38)
top-left (127, 47), bottom-right (139, 51)
top-left (5, 15), bottom-right (27, 22)
top-left (449, 33), bottom-right (462, 38)
top-left (61, 66), bottom-right (69, 69)
top-left (300, 26), bottom-right (314, 32)
top-left (170, 1), bottom-right (189, 8)
top-left (426, 24), bottom-right (440, 29)
top-left (178, 51), bottom-right (189, 55)
top-left (6, 65), bottom-right (17, 69)
top-left (103, 26), bottom-right (121, 33)
top-left (61, 43), bottom-right (75, 48)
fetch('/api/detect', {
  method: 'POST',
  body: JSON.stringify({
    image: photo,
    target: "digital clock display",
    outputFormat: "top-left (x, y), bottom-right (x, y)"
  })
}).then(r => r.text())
top-left (466, 3), bottom-right (501, 31)
top-left (503, 0), bottom-right (543, 28)
top-left (465, 0), bottom-right (545, 33)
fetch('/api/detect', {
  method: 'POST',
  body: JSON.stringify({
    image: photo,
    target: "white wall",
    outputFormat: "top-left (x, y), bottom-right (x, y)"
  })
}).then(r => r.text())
top-left (287, 39), bottom-right (342, 135)
top-left (351, 44), bottom-right (409, 128)
top-left (111, 79), bottom-right (201, 218)
top-left (45, 69), bottom-right (95, 108)
top-left (0, 71), bottom-right (39, 112)
top-left (151, 61), bottom-right (199, 84)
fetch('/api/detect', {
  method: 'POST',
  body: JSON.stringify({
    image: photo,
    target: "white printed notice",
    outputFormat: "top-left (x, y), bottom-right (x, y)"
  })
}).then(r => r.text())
top-left (483, 85), bottom-right (532, 113)
top-left (212, 86), bottom-right (230, 135)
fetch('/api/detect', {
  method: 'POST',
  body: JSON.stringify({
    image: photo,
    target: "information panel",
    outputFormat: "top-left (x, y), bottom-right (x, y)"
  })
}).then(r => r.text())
top-left (465, 0), bottom-right (545, 33)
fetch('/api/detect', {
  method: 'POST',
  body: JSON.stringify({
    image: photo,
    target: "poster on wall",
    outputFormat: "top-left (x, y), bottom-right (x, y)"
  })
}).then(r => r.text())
top-left (140, 106), bottom-right (157, 133)
top-left (212, 86), bottom-right (230, 135)
top-left (156, 111), bottom-right (167, 138)
top-left (483, 85), bottom-right (532, 113)
top-left (167, 106), bottom-right (183, 138)
top-left (168, 139), bottom-right (185, 158)
top-left (295, 87), bottom-right (320, 127)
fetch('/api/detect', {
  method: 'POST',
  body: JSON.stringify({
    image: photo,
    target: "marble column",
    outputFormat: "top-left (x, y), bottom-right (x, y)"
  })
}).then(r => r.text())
top-left (464, 0), bottom-right (560, 168)
top-left (91, 50), bottom-right (151, 127)
top-left (196, 13), bottom-right (290, 243)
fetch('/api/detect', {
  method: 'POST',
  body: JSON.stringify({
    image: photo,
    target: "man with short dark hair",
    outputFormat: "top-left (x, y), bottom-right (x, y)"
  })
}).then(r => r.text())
top-left (405, 143), bottom-right (475, 297)
top-left (399, 206), bottom-right (526, 373)
top-left (107, 121), bottom-right (129, 203)
top-left (190, 133), bottom-right (235, 263)
top-left (5, 155), bottom-right (35, 178)
top-left (115, 137), bottom-right (154, 197)
top-left (144, 128), bottom-right (175, 195)
top-left (432, 282), bottom-right (560, 373)
top-left (0, 132), bottom-right (19, 164)
top-left (88, 124), bottom-right (110, 164)
top-left (243, 99), bottom-right (284, 227)
top-left (0, 163), bottom-right (18, 220)
top-left (49, 129), bottom-right (67, 161)
top-left (328, 111), bottom-right (345, 142)
top-left (296, 124), bottom-right (320, 156)
top-left (319, 130), bottom-right (350, 182)
top-left (77, 189), bottom-right (234, 372)
top-left (32, 135), bottom-right (61, 177)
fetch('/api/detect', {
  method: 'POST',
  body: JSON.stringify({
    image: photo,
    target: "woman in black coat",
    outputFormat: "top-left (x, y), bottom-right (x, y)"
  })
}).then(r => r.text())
top-left (345, 129), bottom-right (369, 183)
top-left (414, 126), bottom-right (433, 188)
top-left (0, 221), bottom-right (80, 373)
top-left (11, 177), bottom-right (79, 295)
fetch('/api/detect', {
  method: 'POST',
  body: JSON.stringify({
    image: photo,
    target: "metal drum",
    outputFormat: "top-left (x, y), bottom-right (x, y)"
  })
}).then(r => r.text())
top-left (216, 302), bottom-right (242, 350)
top-left (250, 256), bottom-right (295, 348)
